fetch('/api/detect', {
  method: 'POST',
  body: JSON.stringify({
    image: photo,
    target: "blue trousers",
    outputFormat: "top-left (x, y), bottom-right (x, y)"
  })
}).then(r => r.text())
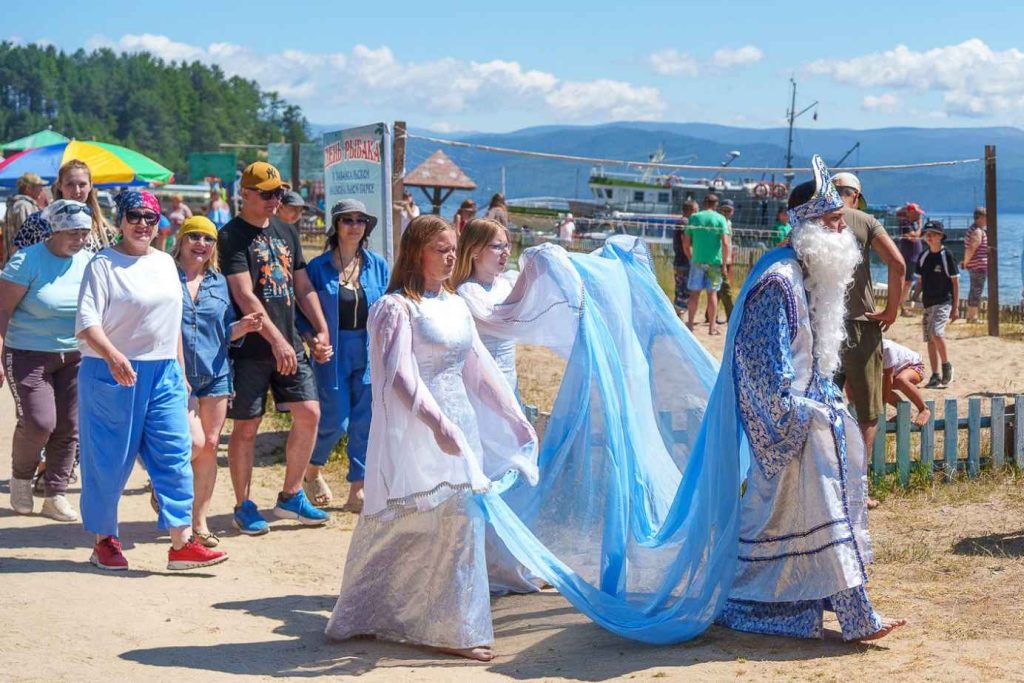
top-left (79, 357), bottom-right (193, 537)
top-left (310, 330), bottom-right (371, 480)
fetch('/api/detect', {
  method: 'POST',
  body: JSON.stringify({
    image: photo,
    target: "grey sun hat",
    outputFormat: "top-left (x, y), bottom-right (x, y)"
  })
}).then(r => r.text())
top-left (329, 199), bottom-right (378, 234)
top-left (281, 191), bottom-right (308, 208)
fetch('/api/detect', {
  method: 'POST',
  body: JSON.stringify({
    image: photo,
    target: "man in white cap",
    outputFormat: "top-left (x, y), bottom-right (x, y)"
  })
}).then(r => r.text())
top-left (715, 156), bottom-right (905, 642)
top-left (831, 171), bottom-right (905, 509)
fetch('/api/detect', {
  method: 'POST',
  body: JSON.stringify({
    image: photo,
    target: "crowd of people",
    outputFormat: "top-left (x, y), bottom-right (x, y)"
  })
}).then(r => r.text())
top-left (0, 160), bottom-right (387, 570)
top-left (8, 151), bottom-right (987, 661)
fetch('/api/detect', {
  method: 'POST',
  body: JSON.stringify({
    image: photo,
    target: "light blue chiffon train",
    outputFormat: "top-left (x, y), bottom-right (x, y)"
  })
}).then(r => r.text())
top-left (475, 237), bottom-right (797, 644)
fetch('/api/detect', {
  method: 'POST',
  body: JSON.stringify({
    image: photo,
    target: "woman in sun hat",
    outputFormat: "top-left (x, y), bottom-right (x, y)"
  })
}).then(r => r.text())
top-left (298, 199), bottom-right (389, 512)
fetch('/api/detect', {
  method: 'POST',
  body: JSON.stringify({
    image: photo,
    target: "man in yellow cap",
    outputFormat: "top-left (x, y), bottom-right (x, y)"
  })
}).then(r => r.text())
top-left (3, 172), bottom-right (48, 265)
top-left (217, 161), bottom-right (334, 533)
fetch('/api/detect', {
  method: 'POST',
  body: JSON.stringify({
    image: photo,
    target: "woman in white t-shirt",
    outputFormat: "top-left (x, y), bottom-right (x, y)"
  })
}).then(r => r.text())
top-left (75, 190), bottom-right (227, 573)
top-left (882, 339), bottom-right (930, 427)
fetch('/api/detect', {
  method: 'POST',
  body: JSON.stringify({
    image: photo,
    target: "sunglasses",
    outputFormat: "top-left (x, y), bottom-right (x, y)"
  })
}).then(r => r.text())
top-left (185, 233), bottom-right (217, 245)
top-left (246, 187), bottom-right (285, 201)
top-left (53, 203), bottom-right (93, 217)
top-left (487, 241), bottom-right (510, 253)
top-left (125, 210), bottom-right (160, 226)
top-left (338, 216), bottom-right (368, 226)
top-left (838, 186), bottom-right (859, 197)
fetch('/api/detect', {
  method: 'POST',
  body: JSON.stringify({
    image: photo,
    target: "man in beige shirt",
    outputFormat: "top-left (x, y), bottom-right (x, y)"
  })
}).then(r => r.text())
top-left (831, 172), bottom-right (905, 509)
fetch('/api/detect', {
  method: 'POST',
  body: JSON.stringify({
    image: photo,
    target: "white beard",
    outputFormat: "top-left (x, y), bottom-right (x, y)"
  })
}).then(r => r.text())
top-left (790, 219), bottom-right (862, 377)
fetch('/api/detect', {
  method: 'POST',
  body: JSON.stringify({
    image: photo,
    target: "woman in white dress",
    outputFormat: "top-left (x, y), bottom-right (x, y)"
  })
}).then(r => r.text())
top-left (452, 218), bottom-right (518, 392)
top-left (325, 215), bottom-right (538, 661)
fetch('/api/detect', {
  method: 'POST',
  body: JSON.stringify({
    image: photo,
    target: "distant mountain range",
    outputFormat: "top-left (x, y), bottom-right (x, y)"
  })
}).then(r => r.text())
top-left (310, 122), bottom-right (1024, 213)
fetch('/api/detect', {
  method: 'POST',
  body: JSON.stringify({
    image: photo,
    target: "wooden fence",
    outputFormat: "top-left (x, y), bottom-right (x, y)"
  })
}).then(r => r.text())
top-left (872, 396), bottom-right (1022, 485)
top-left (526, 396), bottom-right (1022, 490)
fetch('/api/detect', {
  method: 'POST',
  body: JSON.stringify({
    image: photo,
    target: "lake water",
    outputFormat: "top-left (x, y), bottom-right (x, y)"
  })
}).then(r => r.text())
top-left (869, 212), bottom-right (1024, 301)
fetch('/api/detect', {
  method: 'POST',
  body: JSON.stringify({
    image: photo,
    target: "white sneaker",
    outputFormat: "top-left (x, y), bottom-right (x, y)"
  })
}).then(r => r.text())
top-left (10, 478), bottom-right (34, 514)
top-left (41, 494), bottom-right (78, 522)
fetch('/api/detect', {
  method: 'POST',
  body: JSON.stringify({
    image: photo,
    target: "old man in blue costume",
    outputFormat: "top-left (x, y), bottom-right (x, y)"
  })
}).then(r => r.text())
top-left (715, 156), bottom-right (906, 641)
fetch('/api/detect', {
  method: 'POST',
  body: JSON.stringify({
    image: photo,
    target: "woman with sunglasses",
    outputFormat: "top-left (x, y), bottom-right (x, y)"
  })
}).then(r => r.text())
top-left (75, 190), bottom-right (227, 571)
top-left (14, 159), bottom-right (115, 254)
top-left (173, 216), bottom-right (263, 546)
top-left (0, 200), bottom-right (95, 521)
top-left (298, 200), bottom-right (389, 512)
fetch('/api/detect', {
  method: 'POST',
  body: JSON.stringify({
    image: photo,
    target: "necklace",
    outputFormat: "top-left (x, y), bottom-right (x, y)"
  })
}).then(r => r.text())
top-left (337, 251), bottom-right (363, 330)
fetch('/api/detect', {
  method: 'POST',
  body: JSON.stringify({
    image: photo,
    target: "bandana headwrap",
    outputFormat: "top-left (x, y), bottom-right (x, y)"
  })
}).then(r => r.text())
top-left (114, 190), bottom-right (161, 224)
top-left (45, 199), bottom-right (93, 232)
top-left (789, 155), bottom-right (844, 227)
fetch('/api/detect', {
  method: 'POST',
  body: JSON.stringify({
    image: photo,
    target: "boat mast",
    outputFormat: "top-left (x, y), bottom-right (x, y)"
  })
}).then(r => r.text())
top-left (784, 77), bottom-right (818, 182)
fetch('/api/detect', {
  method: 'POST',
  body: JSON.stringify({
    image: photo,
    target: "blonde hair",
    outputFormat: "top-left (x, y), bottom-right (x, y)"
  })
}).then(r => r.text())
top-left (171, 234), bottom-right (220, 273)
top-left (452, 218), bottom-right (507, 288)
top-left (387, 214), bottom-right (456, 302)
top-left (53, 160), bottom-right (111, 248)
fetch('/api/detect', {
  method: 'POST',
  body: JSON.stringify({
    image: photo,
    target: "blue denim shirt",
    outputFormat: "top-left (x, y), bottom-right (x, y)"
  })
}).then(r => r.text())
top-left (179, 266), bottom-right (236, 381)
top-left (298, 247), bottom-right (389, 390)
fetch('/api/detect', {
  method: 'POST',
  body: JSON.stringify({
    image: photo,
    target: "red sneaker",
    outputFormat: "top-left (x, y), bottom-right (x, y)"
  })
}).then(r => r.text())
top-left (167, 539), bottom-right (228, 570)
top-left (90, 537), bottom-right (129, 571)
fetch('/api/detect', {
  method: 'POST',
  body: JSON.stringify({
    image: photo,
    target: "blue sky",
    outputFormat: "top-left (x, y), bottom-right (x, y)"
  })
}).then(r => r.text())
top-left (5, 1), bottom-right (1022, 132)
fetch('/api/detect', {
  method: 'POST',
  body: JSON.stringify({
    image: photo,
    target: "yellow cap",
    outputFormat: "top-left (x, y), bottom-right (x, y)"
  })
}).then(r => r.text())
top-left (179, 215), bottom-right (219, 240)
top-left (241, 161), bottom-right (289, 191)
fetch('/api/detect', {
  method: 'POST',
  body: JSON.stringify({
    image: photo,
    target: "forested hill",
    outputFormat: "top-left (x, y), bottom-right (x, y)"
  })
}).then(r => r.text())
top-left (0, 42), bottom-right (309, 176)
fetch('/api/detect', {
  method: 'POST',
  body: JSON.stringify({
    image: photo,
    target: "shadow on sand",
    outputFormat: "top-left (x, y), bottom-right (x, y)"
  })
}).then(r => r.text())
top-left (118, 591), bottom-right (880, 680)
top-left (952, 529), bottom-right (1024, 558)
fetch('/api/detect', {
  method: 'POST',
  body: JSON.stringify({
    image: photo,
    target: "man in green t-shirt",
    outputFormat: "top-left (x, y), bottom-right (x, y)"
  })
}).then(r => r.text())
top-left (772, 206), bottom-right (792, 245)
top-left (682, 193), bottom-right (731, 335)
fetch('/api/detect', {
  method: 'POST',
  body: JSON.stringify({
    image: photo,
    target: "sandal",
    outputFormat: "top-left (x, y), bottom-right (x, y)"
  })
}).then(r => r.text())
top-left (303, 472), bottom-right (333, 508)
top-left (193, 530), bottom-right (220, 548)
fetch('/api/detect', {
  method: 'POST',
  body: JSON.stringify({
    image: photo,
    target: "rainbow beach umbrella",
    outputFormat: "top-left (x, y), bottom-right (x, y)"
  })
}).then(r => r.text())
top-left (0, 140), bottom-right (174, 187)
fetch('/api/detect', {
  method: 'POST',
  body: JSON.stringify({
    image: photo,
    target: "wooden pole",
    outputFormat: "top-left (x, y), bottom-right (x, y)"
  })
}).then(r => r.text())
top-left (985, 145), bottom-right (999, 337)
top-left (290, 140), bottom-right (301, 190)
top-left (391, 121), bottom-right (407, 260)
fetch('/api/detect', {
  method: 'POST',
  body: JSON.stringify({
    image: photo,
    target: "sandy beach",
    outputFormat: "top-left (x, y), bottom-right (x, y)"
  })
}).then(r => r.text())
top-left (3, 316), bottom-right (1024, 681)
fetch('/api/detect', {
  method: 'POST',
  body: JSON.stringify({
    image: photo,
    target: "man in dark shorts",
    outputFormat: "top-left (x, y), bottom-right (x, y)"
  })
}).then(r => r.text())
top-left (831, 172), bottom-right (905, 508)
top-left (219, 162), bottom-right (334, 534)
top-left (672, 199), bottom-right (698, 315)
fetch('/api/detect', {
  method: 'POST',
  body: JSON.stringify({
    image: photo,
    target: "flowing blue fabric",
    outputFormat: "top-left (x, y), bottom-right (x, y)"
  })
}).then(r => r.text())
top-left (477, 239), bottom-right (800, 644)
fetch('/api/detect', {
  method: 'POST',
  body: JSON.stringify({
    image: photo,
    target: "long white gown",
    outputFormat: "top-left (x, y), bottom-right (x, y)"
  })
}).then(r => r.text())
top-left (325, 289), bottom-right (538, 649)
top-left (457, 272), bottom-right (547, 595)
top-left (457, 273), bottom-right (518, 392)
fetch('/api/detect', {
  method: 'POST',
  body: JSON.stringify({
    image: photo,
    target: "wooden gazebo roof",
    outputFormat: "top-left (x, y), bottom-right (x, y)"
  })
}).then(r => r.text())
top-left (404, 150), bottom-right (476, 190)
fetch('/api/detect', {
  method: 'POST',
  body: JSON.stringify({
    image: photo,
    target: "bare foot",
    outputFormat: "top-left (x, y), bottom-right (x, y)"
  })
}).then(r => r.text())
top-left (867, 497), bottom-right (880, 510)
top-left (344, 481), bottom-right (365, 513)
top-left (912, 408), bottom-right (931, 427)
top-left (685, 322), bottom-right (695, 332)
top-left (856, 617), bottom-right (907, 642)
top-left (436, 646), bottom-right (494, 662)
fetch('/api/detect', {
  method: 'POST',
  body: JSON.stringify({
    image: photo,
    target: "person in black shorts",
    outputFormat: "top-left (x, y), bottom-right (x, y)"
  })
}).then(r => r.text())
top-left (219, 162), bottom-right (334, 534)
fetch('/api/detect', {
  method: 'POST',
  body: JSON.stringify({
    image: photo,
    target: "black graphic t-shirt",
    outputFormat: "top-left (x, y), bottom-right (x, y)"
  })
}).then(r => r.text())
top-left (219, 215), bottom-right (307, 360)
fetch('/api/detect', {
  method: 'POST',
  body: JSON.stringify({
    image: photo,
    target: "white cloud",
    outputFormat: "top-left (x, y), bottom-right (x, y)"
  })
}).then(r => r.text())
top-left (648, 45), bottom-right (763, 76)
top-left (710, 45), bottom-right (764, 69)
top-left (807, 39), bottom-right (1024, 118)
top-left (546, 80), bottom-right (665, 121)
top-left (86, 33), bottom-right (666, 124)
top-left (862, 92), bottom-right (902, 114)
top-left (648, 49), bottom-right (699, 76)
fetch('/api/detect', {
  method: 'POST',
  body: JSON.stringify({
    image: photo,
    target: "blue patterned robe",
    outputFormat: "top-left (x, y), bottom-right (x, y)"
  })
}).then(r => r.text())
top-left (716, 256), bottom-right (880, 640)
